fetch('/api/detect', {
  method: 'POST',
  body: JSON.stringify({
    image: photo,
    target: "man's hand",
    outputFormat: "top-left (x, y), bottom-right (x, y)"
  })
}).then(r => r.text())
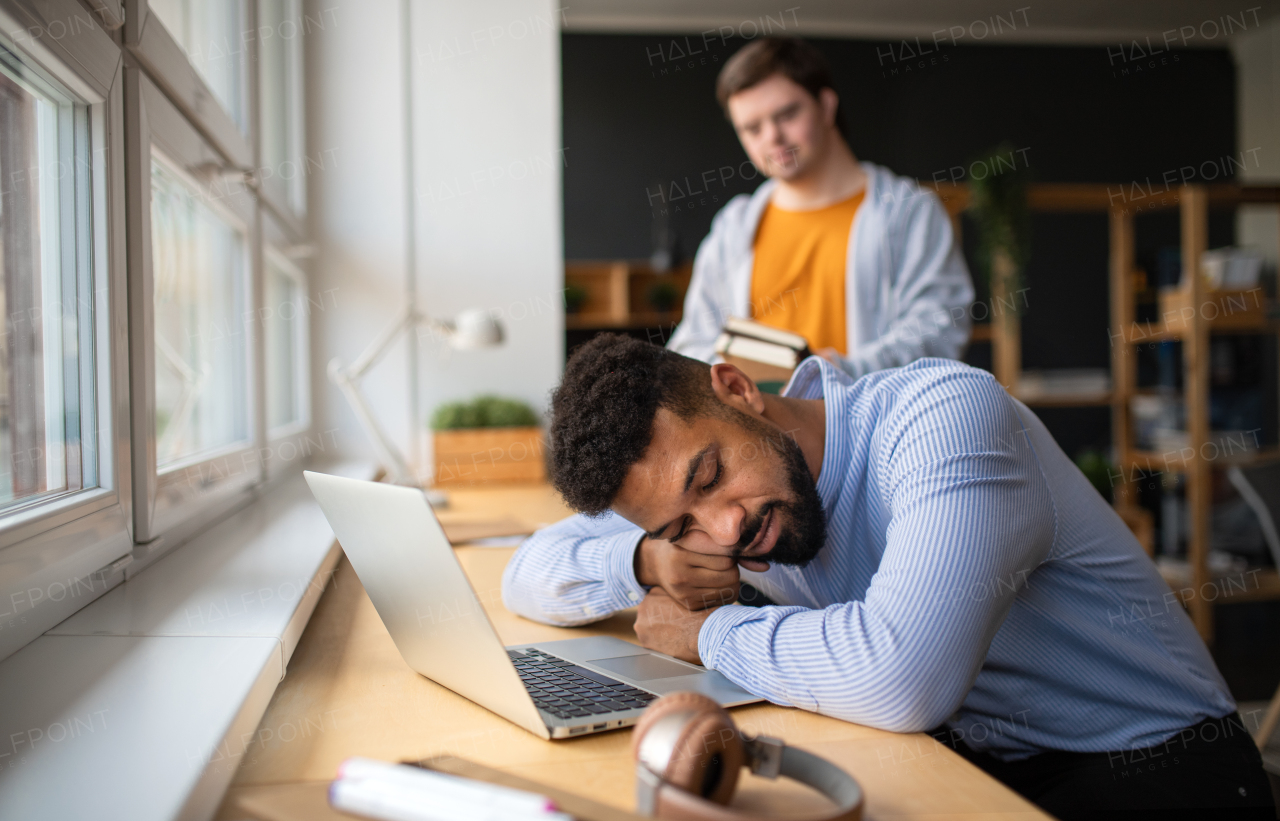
top-left (634, 588), bottom-right (714, 664)
top-left (635, 536), bottom-right (739, 611)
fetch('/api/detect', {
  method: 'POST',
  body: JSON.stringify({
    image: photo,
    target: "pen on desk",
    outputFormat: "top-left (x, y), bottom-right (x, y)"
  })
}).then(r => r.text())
top-left (329, 776), bottom-right (574, 821)
top-left (335, 758), bottom-right (568, 818)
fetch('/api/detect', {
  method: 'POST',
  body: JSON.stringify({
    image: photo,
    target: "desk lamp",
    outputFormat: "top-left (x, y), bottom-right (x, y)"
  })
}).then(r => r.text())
top-left (327, 306), bottom-right (504, 493)
top-left (329, 0), bottom-right (507, 499)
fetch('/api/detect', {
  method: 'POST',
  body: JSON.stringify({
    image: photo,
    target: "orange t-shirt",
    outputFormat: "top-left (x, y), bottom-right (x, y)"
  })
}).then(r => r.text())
top-left (749, 191), bottom-right (864, 355)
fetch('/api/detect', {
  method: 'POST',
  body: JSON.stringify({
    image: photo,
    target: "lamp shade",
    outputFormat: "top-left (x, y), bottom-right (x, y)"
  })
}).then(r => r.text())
top-left (451, 308), bottom-right (504, 349)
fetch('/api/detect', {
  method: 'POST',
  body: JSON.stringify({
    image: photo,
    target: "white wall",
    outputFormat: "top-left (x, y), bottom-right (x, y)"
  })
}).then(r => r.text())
top-left (307, 0), bottom-right (564, 472)
top-left (1232, 16), bottom-right (1280, 265)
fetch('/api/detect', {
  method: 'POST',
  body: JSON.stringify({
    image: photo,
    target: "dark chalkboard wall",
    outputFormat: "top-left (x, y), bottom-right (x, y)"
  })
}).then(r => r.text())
top-left (561, 33), bottom-right (1240, 455)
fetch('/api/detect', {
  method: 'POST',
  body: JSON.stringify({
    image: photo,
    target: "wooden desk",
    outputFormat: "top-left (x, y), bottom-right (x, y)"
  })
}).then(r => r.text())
top-left (216, 484), bottom-right (1047, 820)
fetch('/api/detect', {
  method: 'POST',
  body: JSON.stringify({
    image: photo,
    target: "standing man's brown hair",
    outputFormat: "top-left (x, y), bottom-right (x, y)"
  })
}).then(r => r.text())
top-left (715, 36), bottom-right (844, 133)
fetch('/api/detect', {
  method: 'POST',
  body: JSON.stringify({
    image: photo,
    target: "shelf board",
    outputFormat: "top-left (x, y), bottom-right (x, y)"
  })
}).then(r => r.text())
top-left (1208, 317), bottom-right (1280, 334)
top-left (1014, 391), bottom-right (1113, 407)
top-left (928, 183), bottom-right (1280, 216)
top-left (927, 182), bottom-right (1142, 212)
top-left (1206, 185), bottom-right (1280, 207)
top-left (1008, 369), bottom-right (1112, 407)
top-left (1120, 322), bottom-right (1183, 344)
top-left (1122, 446), bottom-right (1279, 474)
top-left (1120, 317), bottom-right (1279, 345)
top-left (1158, 566), bottom-right (1280, 605)
top-left (565, 311), bottom-right (682, 330)
top-left (969, 324), bottom-right (993, 342)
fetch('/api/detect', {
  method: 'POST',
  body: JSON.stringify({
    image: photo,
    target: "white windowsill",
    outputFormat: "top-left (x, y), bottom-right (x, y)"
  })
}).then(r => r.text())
top-left (0, 459), bottom-right (376, 821)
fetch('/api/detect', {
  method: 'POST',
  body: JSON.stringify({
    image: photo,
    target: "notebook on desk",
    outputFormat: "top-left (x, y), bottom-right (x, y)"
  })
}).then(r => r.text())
top-left (230, 756), bottom-right (647, 821)
top-left (303, 471), bottom-right (761, 740)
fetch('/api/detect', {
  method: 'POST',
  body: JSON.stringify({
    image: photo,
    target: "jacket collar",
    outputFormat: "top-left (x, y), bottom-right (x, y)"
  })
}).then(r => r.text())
top-left (739, 161), bottom-right (886, 242)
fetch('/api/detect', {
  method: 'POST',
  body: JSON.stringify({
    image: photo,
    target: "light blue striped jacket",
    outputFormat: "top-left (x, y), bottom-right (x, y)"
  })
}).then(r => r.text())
top-left (502, 357), bottom-right (1235, 760)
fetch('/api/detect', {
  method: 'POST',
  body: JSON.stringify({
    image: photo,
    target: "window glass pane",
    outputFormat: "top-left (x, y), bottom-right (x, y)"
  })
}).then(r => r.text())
top-left (0, 42), bottom-right (91, 511)
top-left (150, 151), bottom-right (249, 466)
top-left (149, 0), bottom-right (246, 131)
top-left (259, 0), bottom-right (305, 214)
top-left (264, 251), bottom-right (305, 432)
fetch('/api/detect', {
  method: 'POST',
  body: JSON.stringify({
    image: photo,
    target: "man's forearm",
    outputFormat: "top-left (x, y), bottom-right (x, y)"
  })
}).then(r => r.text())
top-left (634, 588), bottom-right (713, 663)
top-left (695, 600), bottom-right (988, 734)
top-left (500, 514), bottom-right (648, 626)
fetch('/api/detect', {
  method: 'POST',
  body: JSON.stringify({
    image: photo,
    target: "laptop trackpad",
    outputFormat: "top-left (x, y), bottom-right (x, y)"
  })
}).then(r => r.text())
top-left (589, 654), bottom-right (698, 681)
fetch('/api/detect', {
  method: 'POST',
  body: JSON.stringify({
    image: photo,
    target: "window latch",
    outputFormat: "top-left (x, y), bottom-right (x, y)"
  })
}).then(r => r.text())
top-left (90, 555), bottom-right (133, 582)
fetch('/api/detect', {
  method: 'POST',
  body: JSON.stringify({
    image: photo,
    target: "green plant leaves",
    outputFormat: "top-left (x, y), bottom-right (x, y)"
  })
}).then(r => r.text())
top-left (430, 395), bottom-right (540, 430)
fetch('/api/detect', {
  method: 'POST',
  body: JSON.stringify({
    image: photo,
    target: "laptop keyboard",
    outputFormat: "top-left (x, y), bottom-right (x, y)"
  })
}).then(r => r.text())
top-left (508, 648), bottom-right (658, 720)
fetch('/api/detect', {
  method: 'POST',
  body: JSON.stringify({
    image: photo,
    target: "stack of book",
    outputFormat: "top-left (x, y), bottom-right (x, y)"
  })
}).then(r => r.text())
top-left (713, 317), bottom-right (812, 385)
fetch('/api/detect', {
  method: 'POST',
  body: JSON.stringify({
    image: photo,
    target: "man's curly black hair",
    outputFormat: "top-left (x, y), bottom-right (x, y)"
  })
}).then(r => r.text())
top-left (548, 333), bottom-right (721, 515)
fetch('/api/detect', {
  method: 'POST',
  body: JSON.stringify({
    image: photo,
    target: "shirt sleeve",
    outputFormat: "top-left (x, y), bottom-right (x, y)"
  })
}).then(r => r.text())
top-left (697, 370), bottom-right (1055, 732)
top-left (667, 203), bottom-right (738, 363)
top-left (839, 188), bottom-right (975, 379)
top-left (501, 512), bottom-right (649, 626)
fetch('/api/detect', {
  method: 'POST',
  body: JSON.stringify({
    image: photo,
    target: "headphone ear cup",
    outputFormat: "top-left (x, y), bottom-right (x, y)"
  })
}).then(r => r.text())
top-left (632, 691), bottom-right (746, 806)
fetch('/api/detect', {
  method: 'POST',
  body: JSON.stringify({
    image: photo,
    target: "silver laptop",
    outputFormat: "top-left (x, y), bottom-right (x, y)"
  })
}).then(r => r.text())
top-left (304, 471), bottom-right (760, 739)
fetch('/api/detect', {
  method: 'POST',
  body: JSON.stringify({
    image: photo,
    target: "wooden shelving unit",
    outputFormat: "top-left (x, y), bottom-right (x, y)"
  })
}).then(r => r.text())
top-left (564, 260), bottom-right (692, 330)
top-left (1109, 184), bottom-right (1280, 640)
top-left (934, 182), bottom-right (1121, 409)
top-left (934, 181), bottom-right (1280, 642)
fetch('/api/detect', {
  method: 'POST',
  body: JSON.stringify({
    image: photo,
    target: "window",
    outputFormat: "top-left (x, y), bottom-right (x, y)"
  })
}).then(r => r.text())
top-left (149, 151), bottom-right (250, 466)
top-left (264, 247), bottom-right (307, 434)
top-left (0, 0), bottom-right (314, 663)
top-left (147, 0), bottom-right (248, 132)
top-left (0, 37), bottom-right (97, 512)
top-left (258, 0), bottom-right (306, 215)
top-left (129, 71), bottom-right (261, 548)
top-left (0, 5), bottom-right (133, 663)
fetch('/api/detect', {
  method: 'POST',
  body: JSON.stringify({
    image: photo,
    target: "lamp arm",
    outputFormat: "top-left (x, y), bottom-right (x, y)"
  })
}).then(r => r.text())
top-left (326, 301), bottom-right (495, 488)
top-left (343, 304), bottom-right (420, 380)
top-left (329, 362), bottom-right (414, 484)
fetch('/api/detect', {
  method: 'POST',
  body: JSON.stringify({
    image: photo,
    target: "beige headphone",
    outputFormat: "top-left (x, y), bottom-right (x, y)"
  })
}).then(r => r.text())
top-left (631, 692), bottom-right (864, 820)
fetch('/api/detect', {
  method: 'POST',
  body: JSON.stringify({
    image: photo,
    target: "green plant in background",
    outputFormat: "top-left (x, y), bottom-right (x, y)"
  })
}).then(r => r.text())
top-left (430, 395), bottom-right (540, 431)
top-left (563, 284), bottom-right (588, 314)
top-left (1074, 449), bottom-right (1115, 503)
top-left (646, 280), bottom-right (680, 313)
top-left (967, 142), bottom-right (1031, 314)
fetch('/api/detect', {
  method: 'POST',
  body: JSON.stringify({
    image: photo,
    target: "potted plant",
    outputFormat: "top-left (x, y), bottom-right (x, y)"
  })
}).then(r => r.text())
top-left (968, 142), bottom-right (1031, 388)
top-left (430, 396), bottom-right (544, 487)
top-left (646, 280), bottom-right (680, 314)
top-left (563, 283), bottom-right (588, 315)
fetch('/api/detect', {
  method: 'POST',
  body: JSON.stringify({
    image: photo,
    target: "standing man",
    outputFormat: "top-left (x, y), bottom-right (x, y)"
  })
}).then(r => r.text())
top-left (669, 37), bottom-right (973, 378)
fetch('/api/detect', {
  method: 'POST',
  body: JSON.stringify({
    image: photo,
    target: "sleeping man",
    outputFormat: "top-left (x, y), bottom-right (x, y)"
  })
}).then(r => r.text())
top-left (501, 333), bottom-right (1270, 819)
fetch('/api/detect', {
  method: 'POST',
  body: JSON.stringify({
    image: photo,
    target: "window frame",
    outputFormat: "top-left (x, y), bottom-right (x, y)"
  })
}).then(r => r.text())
top-left (125, 68), bottom-right (263, 557)
top-left (123, 0), bottom-right (253, 175)
top-left (0, 0), bottom-right (135, 661)
top-left (0, 0), bottom-right (315, 661)
top-left (256, 0), bottom-right (307, 225)
top-left (261, 224), bottom-right (311, 438)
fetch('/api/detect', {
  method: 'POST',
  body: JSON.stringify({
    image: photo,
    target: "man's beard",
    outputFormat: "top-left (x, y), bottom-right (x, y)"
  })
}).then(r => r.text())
top-left (731, 412), bottom-right (827, 567)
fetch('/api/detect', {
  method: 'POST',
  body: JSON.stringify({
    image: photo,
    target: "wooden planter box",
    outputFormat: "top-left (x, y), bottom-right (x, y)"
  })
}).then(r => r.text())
top-left (433, 427), bottom-right (545, 488)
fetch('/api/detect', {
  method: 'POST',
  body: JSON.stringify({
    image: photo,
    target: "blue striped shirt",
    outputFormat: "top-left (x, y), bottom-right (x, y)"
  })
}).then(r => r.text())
top-left (502, 357), bottom-right (1234, 759)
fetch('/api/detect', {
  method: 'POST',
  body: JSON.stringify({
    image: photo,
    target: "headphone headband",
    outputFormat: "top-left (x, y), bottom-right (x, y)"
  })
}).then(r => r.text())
top-left (632, 693), bottom-right (862, 821)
